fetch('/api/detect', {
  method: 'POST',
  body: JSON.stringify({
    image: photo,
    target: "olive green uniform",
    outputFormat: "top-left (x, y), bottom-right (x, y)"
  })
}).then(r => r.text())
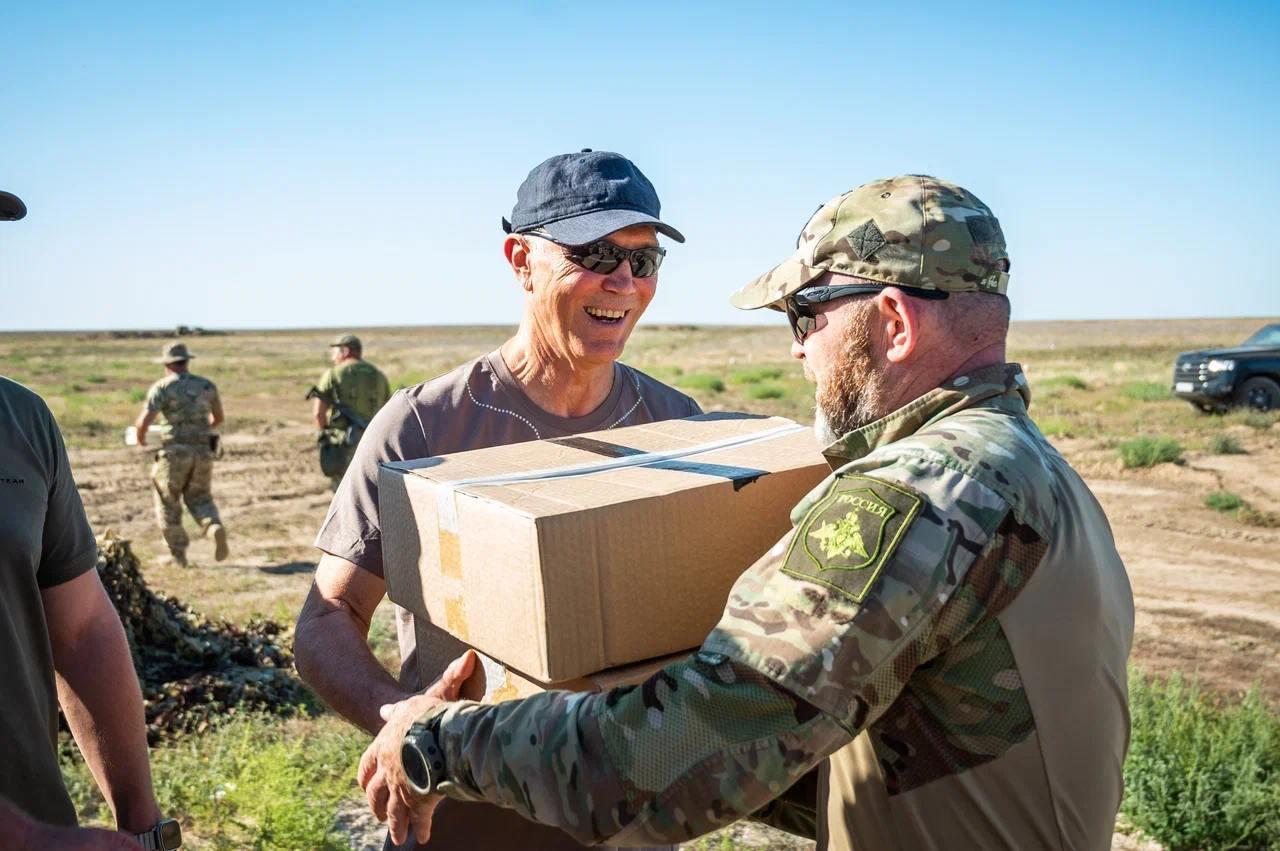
top-left (316, 359), bottom-right (390, 486)
top-left (145, 372), bottom-right (222, 559)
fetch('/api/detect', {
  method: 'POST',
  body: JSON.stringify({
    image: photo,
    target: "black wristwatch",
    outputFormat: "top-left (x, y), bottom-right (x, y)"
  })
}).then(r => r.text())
top-left (402, 716), bottom-right (447, 796)
top-left (134, 818), bottom-right (182, 850)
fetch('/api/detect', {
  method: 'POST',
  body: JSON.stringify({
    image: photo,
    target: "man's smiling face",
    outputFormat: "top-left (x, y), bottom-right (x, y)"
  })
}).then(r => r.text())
top-left (525, 224), bottom-right (659, 367)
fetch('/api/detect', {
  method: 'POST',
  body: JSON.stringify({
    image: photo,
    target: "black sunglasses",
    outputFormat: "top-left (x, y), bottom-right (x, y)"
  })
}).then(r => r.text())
top-left (551, 238), bottom-right (667, 278)
top-left (783, 284), bottom-right (948, 343)
top-left (784, 285), bottom-right (874, 343)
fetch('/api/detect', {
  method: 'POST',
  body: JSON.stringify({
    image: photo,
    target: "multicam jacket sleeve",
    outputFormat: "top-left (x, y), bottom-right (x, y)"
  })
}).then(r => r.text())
top-left (419, 453), bottom-right (1032, 846)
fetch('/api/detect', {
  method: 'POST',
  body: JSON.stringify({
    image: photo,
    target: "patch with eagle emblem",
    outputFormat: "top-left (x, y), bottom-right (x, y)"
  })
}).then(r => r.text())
top-left (783, 474), bottom-right (922, 602)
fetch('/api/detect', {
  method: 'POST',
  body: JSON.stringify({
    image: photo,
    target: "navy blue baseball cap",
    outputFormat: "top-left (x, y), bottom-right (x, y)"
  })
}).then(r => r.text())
top-left (0, 191), bottom-right (26, 221)
top-left (502, 149), bottom-right (685, 244)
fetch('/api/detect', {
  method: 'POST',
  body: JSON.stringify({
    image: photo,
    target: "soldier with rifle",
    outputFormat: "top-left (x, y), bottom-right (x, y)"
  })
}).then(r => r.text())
top-left (310, 333), bottom-right (390, 489)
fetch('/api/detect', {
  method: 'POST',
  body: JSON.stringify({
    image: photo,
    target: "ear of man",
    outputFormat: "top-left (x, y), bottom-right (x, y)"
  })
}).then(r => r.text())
top-left (873, 288), bottom-right (1009, 366)
top-left (504, 235), bottom-right (535, 293)
top-left (873, 288), bottom-right (921, 365)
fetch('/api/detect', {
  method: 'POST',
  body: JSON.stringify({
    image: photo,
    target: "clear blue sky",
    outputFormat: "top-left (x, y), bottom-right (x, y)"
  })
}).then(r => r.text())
top-left (2, 1), bottom-right (1277, 330)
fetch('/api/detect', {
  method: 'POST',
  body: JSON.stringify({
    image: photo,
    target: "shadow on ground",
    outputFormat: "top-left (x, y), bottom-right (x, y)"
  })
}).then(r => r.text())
top-left (259, 561), bottom-right (316, 575)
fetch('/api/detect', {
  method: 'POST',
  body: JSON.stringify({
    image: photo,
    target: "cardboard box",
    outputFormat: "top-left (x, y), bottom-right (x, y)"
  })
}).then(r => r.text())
top-left (380, 413), bottom-right (829, 682)
top-left (413, 616), bottom-right (691, 703)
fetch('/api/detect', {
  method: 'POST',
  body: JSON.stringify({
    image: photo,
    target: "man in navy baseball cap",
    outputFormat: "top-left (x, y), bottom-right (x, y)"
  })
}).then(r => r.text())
top-left (301, 150), bottom-right (696, 851)
top-left (503, 149), bottom-right (684, 244)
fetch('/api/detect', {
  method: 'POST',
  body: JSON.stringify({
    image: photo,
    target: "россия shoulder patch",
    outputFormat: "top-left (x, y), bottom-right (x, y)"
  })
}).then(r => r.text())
top-left (782, 474), bottom-right (923, 603)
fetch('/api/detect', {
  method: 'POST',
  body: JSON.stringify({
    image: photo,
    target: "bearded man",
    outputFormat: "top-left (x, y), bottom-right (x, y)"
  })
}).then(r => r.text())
top-left (360, 175), bottom-right (1136, 850)
top-left (295, 150), bottom-right (699, 850)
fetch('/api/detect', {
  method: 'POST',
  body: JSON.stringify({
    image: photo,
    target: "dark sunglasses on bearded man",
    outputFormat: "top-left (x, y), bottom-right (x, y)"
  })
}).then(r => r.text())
top-left (784, 283), bottom-right (947, 343)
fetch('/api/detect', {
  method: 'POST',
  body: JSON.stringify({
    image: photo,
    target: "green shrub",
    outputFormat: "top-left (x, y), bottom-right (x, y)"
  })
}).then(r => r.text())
top-left (1040, 374), bottom-right (1088, 391)
top-left (128, 388), bottom-right (148, 403)
top-left (1240, 506), bottom-right (1280, 528)
top-left (731, 366), bottom-right (784, 384)
top-left (1118, 436), bottom-right (1183, 468)
top-left (1240, 411), bottom-right (1280, 430)
top-left (679, 373), bottom-right (726, 393)
top-left (1122, 673), bottom-right (1280, 850)
top-left (63, 713), bottom-right (367, 850)
top-left (86, 374), bottom-right (109, 384)
top-left (1120, 381), bottom-right (1171, 402)
top-left (1208, 433), bottom-right (1247, 454)
top-left (1204, 490), bottom-right (1245, 512)
top-left (745, 383), bottom-right (786, 400)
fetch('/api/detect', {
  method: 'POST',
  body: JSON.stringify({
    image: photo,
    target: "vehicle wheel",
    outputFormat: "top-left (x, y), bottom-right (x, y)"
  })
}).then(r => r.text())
top-left (1234, 377), bottom-right (1280, 411)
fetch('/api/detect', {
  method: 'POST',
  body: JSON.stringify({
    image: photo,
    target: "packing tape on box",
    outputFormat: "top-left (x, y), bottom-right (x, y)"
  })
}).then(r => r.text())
top-left (477, 651), bottom-right (522, 702)
top-left (432, 421), bottom-right (806, 535)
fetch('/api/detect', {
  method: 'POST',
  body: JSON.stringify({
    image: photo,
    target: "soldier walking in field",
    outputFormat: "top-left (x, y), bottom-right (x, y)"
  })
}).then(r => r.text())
top-left (134, 342), bottom-right (227, 567)
top-left (309, 333), bottom-right (390, 489)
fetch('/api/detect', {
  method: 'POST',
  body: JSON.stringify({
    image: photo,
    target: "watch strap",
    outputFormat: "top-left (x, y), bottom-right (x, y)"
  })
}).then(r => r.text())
top-left (403, 713), bottom-right (447, 796)
top-left (135, 818), bottom-right (182, 850)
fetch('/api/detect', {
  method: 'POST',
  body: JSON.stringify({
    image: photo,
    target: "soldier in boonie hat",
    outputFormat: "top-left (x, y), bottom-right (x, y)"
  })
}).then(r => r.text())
top-left (159, 342), bottom-right (197, 364)
top-left (135, 341), bottom-right (228, 567)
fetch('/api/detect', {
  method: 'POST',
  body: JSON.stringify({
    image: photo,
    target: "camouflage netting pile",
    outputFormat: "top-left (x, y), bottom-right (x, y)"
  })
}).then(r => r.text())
top-left (95, 532), bottom-right (313, 743)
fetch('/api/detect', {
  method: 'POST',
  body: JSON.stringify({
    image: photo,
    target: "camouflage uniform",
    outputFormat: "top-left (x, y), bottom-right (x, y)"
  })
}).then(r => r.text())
top-left (403, 177), bottom-right (1134, 849)
top-left (316, 357), bottom-right (390, 487)
top-left (146, 371), bottom-right (222, 559)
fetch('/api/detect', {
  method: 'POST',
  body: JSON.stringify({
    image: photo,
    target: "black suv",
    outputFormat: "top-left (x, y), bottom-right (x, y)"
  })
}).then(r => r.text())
top-left (1173, 323), bottom-right (1280, 412)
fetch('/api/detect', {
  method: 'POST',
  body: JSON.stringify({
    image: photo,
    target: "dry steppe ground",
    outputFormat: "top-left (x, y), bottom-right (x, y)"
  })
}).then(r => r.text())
top-left (3, 317), bottom-right (1276, 849)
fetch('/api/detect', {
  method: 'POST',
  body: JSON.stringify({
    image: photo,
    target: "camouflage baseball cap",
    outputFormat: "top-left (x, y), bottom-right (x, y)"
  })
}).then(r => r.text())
top-left (159, 342), bottom-right (196, 364)
top-left (730, 175), bottom-right (1010, 311)
top-left (328, 333), bottom-right (361, 349)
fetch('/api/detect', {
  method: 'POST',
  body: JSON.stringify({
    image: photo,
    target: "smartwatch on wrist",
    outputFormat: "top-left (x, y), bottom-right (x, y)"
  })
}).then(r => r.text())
top-left (402, 716), bottom-right (446, 796)
top-left (134, 818), bottom-right (182, 850)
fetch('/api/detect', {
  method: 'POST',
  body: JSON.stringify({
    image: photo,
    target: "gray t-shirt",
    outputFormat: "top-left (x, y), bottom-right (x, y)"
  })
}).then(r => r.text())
top-left (0, 376), bottom-right (98, 826)
top-left (315, 350), bottom-right (702, 689)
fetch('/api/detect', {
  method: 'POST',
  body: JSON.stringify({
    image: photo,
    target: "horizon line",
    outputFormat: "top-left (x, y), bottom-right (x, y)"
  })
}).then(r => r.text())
top-left (2, 314), bottom-right (1278, 336)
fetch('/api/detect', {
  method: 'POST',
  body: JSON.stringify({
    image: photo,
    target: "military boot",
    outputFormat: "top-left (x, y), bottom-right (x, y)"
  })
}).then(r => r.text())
top-left (208, 523), bottom-right (229, 562)
top-left (169, 549), bottom-right (189, 568)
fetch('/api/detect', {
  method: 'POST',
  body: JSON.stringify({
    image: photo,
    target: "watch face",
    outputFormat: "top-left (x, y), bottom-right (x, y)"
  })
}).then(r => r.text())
top-left (160, 819), bottom-right (183, 848)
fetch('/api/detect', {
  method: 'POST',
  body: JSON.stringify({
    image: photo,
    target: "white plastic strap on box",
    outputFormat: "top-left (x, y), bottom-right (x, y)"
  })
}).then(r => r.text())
top-left (434, 421), bottom-right (805, 534)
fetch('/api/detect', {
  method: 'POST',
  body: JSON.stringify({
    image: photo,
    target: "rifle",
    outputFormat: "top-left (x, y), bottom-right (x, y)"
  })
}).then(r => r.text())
top-left (306, 386), bottom-right (370, 442)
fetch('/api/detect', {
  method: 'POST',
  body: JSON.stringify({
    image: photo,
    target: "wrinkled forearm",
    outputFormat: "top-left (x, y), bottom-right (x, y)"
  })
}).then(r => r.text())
top-left (294, 594), bottom-right (409, 734)
top-left (425, 655), bottom-right (850, 846)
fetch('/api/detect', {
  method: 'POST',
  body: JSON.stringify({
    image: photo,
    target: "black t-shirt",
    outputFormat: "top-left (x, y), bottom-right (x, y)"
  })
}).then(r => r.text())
top-left (0, 376), bottom-right (98, 825)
